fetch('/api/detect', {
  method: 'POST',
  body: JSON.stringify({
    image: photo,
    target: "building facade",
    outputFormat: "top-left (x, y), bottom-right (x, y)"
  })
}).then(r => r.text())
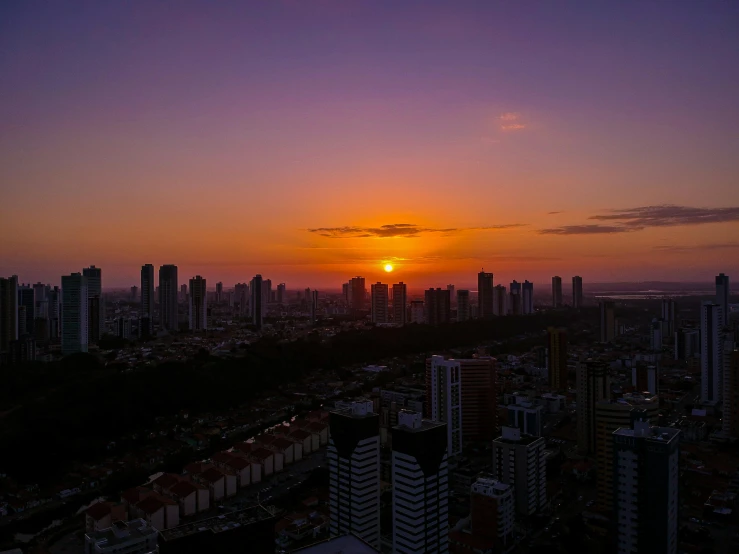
top-left (140, 264), bottom-right (155, 320)
top-left (158, 265), bottom-right (178, 332)
top-left (424, 288), bottom-right (450, 325)
top-left (327, 400), bottom-right (380, 549)
top-left (577, 360), bottom-right (611, 455)
top-left (491, 427), bottom-right (547, 516)
top-left (370, 282), bottom-right (388, 324)
top-left (547, 327), bottom-right (568, 391)
top-left (572, 275), bottom-right (583, 308)
top-left (392, 282), bottom-right (407, 325)
top-left (552, 276), bottom-right (563, 307)
top-left (188, 276), bottom-right (207, 331)
top-left (477, 271), bottom-right (494, 318)
top-left (61, 273), bottom-right (89, 355)
top-left (456, 289), bottom-right (470, 322)
top-left (701, 301), bottom-right (723, 404)
top-left (427, 355), bottom-right (463, 456)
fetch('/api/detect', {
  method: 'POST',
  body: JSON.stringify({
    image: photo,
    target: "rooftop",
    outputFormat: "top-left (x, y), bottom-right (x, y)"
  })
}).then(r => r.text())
top-left (159, 505), bottom-right (274, 542)
top-left (85, 519), bottom-right (157, 546)
top-left (614, 423), bottom-right (680, 443)
top-left (294, 534), bottom-right (381, 553)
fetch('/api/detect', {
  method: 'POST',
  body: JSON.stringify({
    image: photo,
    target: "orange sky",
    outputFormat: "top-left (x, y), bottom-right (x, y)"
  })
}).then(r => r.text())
top-left (1, 2), bottom-right (738, 288)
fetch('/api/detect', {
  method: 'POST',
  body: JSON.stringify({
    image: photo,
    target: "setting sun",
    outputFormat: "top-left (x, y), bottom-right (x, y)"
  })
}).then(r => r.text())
top-left (384, 263), bottom-right (394, 273)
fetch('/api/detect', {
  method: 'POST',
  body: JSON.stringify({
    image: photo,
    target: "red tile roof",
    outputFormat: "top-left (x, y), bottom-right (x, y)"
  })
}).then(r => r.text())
top-left (251, 448), bottom-right (274, 461)
top-left (211, 452), bottom-right (234, 464)
top-left (169, 481), bottom-right (197, 498)
top-left (200, 468), bottom-right (224, 483)
top-left (86, 501), bottom-right (112, 520)
top-left (225, 457), bottom-right (250, 471)
top-left (121, 486), bottom-right (151, 505)
top-left (154, 473), bottom-right (180, 490)
top-left (136, 496), bottom-right (165, 515)
top-left (288, 429), bottom-right (312, 441)
top-left (254, 434), bottom-right (276, 445)
top-left (270, 438), bottom-right (294, 451)
top-left (307, 422), bottom-right (327, 432)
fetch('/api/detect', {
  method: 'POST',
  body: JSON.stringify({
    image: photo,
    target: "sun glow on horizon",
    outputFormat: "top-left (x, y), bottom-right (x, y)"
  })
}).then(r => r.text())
top-left (384, 263), bottom-right (394, 272)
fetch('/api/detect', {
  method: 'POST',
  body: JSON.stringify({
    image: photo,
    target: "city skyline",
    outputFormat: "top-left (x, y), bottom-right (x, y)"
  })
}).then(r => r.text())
top-left (2, 2), bottom-right (739, 287)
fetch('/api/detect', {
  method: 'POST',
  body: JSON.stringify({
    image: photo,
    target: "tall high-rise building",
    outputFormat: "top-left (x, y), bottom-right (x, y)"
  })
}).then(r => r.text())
top-left (277, 283), bottom-right (286, 304)
top-left (392, 283), bottom-right (407, 325)
top-left (716, 273), bottom-right (729, 328)
top-left (661, 298), bottom-right (677, 335)
top-left (250, 275), bottom-right (263, 329)
top-left (449, 477), bottom-right (514, 552)
top-left (349, 276), bottom-right (366, 315)
top-left (311, 290), bottom-right (319, 324)
top-left (701, 302), bottom-right (723, 404)
top-left (457, 289), bottom-right (470, 322)
top-left (447, 284), bottom-right (455, 306)
top-left (0, 276), bottom-right (19, 355)
top-left (599, 300), bottom-right (616, 342)
top-left (547, 327), bottom-right (568, 391)
top-left (424, 288), bottom-right (450, 325)
top-left (427, 355), bottom-right (463, 456)
top-left (477, 271), bottom-right (494, 318)
top-left (140, 264), bottom-right (155, 320)
top-left (262, 279), bottom-right (272, 308)
top-left (509, 281), bottom-right (521, 315)
top-left (179, 283), bottom-right (187, 302)
top-left (328, 400), bottom-right (380, 549)
top-left (158, 265), bottom-right (179, 332)
top-left (650, 318), bottom-right (662, 351)
top-left (17, 285), bottom-right (34, 338)
top-left (522, 280), bottom-right (534, 315)
top-left (577, 360), bottom-right (610, 455)
top-left (493, 285), bottom-right (507, 316)
top-left (130, 285), bottom-right (138, 302)
top-left (82, 266), bottom-right (103, 342)
top-left (61, 273), bottom-right (89, 355)
top-left (47, 286), bottom-right (60, 341)
top-left (234, 283), bottom-right (248, 316)
top-left (613, 414), bottom-right (679, 554)
top-left (370, 282), bottom-right (388, 324)
top-left (572, 275), bottom-right (583, 308)
top-left (491, 427), bottom-right (547, 516)
top-left (410, 300), bottom-right (424, 323)
top-left (426, 355), bottom-right (497, 444)
top-left (552, 276), bottom-right (563, 307)
top-left (391, 411), bottom-right (449, 554)
top-left (215, 281), bottom-right (223, 303)
top-left (632, 366), bottom-right (658, 395)
top-left (188, 276), bottom-right (207, 331)
top-left (595, 394), bottom-right (659, 514)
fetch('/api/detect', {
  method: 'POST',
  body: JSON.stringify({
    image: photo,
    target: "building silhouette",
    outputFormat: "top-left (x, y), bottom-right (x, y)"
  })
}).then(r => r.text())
top-left (370, 282), bottom-right (388, 324)
top-left (140, 264), bottom-right (155, 321)
top-left (159, 265), bottom-right (179, 332)
top-left (547, 327), bottom-right (568, 391)
top-left (392, 283), bottom-right (407, 326)
top-left (701, 301), bottom-right (723, 403)
top-left (552, 276), bottom-right (563, 307)
top-left (456, 289), bottom-right (470, 322)
top-left (250, 275), bottom-right (263, 329)
top-left (61, 273), bottom-right (89, 355)
top-left (572, 276), bottom-right (583, 308)
top-left (188, 276), bottom-right (207, 331)
top-left (477, 271), bottom-right (494, 318)
top-left (599, 300), bottom-right (616, 342)
top-left (424, 288), bottom-right (450, 325)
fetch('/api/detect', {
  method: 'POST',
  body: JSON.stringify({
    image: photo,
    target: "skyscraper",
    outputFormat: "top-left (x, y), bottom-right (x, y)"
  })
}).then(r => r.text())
top-left (572, 275), bottom-right (583, 308)
top-left (215, 281), bottom-right (223, 303)
top-left (392, 282), bottom-right (407, 325)
top-left (447, 284), bottom-right (455, 306)
top-left (722, 345), bottom-right (739, 440)
top-left (159, 265), bottom-right (179, 332)
top-left (599, 300), bottom-right (616, 342)
top-left (234, 283), bottom-right (248, 316)
top-left (427, 355), bottom-right (463, 456)
top-left (449, 477), bottom-right (514, 551)
top-left (552, 276), bottom-right (563, 307)
top-left (716, 273), bottom-right (729, 328)
top-left (701, 301), bottom-right (723, 403)
top-left (457, 289), bottom-right (470, 322)
top-left (17, 284), bottom-right (34, 337)
top-left (277, 283), bottom-right (286, 304)
top-left (0, 276), bottom-right (19, 355)
top-left (140, 264), bottom-right (155, 320)
top-left (613, 414), bottom-right (679, 554)
top-left (82, 266), bottom-right (103, 342)
top-left (179, 283), bottom-right (187, 302)
top-left (349, 276), bottom-right (366, 316)
top-left (477, 271), bottom-right (494, 318)
top-left (250, 275), bottom-right (263, 329)
top-left (522, 280), bottom-right (534, 315)
top-left (595, 394), bottom-right (659, 514)
top-left (493, 285), bottom-right (507, 316)
top-left (424, 288), bottom-right (450, 325)
top-left (370, 282), bottom-right (388, 324)
top-left (577, 360), bottom-right (610, 455)
top-left (391, 411), bottom-right (449, 554)
top-left (491, 427), bottom-right (547, 516)
top-left (547, 327), bottom-right (568, 391)
top-left (509, 281), bottom-right (521, 315)
top-left (328, 400), bottom-right (380, 549)
top-left (61, 273), bottom-right (88, 355)
top-left (310, 290), bottom-right (319, 324)
top-left (47, 286), bottom-right (60, 341)
top-left (661, 298), bottom-right (677, 335)
top-left (188, 276), bottom-right (207, 331)
top-left (650, 318), bottom-right (662, 351)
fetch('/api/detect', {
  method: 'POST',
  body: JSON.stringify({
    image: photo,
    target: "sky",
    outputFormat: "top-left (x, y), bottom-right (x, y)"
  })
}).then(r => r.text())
top-left (1, 0), bottom-right (738, 289)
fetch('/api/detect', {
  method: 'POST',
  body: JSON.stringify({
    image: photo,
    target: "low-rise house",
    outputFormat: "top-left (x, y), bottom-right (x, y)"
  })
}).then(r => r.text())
top-left (269, 438), bottom-right (295, 465)
top-left (288, 429), bottom-right (312, 456)
top-left (85, 501), bottom-right (127, 533)
top-left (250, 448), bottom-right (275, 476)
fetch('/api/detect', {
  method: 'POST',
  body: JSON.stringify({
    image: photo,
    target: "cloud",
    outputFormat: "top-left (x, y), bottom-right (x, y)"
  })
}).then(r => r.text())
top-left (653, 243), bottom-right (739, 252)
top-left (538, 205), bottom-right (739, 235)
top-left (537, 224), bottom-right (639, 235)
top-left (498, 112), bottom-right (526, 131)
top-left (306, 223), bottom-right (527, 239)
top-left (547, 211), bottom-right (562, 215)
top-left (589, 205), bottom-right (739, 228)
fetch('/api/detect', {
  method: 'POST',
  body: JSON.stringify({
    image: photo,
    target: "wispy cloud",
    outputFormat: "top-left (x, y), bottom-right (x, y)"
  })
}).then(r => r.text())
top-left (306, 223), bottom-right (527, 239)
top-left (499, 112), bottom-right (526, 131)
top-left (589, 205), bottom-right (739, 228)
top-left (537, 224), bottom-right (637, 235)
top-left (538, 205), bottom-right (739, 235)
top-left (653, 243), bottom-right (739, 252)
top-left (547, 211), bottom-right (563, 215)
